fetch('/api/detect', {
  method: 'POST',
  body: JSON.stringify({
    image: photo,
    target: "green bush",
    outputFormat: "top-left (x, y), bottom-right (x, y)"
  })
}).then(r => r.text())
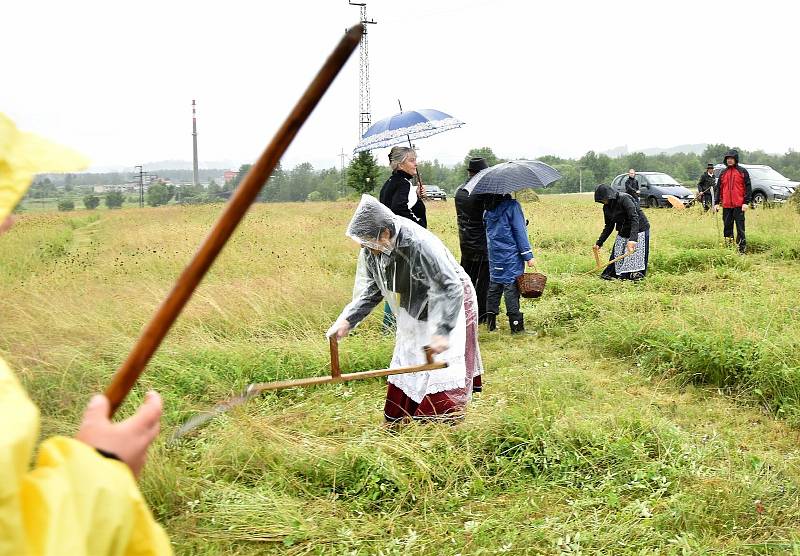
top-left (57, 198), bottom-right (75, 211)
top-left (105, 191), bottom-right (125, 209)
top-left (83, 194), bottom-right (100, 210)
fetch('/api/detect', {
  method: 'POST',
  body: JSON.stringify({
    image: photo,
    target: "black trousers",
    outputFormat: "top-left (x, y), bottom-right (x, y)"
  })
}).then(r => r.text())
top-left (700, 191), bottom-right (713, 211)
top-left (486, 281), bottom-right (522, 319)
top-left (722, 207), bottom-right (746, 252)
top-left (461, 255), bottom-right (489, 323)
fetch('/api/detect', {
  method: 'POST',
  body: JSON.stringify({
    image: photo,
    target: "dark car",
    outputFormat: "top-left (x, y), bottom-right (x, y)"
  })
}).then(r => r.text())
top-left (713, 164), bottom-right (798, 206)
top-left (610, 172), bottom-right (694, 208)
top-left (424, 185), bottom-right (447, 201)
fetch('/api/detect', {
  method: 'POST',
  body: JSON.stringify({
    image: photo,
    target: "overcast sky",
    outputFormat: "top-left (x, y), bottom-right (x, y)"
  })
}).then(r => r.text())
top-left (3, 0), bottom-right (797, 172)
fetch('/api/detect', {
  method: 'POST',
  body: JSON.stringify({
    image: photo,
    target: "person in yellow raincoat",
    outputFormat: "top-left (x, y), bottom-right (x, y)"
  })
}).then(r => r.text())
top-left (0, 113), bottom-right (171, 555)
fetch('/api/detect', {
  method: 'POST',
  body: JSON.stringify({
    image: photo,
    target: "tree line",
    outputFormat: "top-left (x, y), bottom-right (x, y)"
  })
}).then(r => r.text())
top-left (25, 144), bottom-right (800, 211)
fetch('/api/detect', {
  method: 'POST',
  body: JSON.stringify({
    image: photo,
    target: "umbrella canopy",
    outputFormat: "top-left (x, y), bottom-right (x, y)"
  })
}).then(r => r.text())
top-left (353, 108), bottom-right (464, 153)
top-left (465, 160), bottom-right (562, 196)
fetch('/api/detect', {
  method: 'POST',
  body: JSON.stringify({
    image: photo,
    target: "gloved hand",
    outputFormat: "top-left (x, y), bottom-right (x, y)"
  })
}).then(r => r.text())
top-left (428, 335), bottom-right (449, 354)
top-left (326, 319), bottom-right (351, 339)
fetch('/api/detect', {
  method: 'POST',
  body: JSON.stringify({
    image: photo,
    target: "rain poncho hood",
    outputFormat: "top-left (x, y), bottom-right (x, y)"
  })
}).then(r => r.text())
top-left (723, 148), bottom-right (740, 166)
top-left (333, 195), bottom-right (482, 406)
top-left (0, 112), bottom-right (88, 221)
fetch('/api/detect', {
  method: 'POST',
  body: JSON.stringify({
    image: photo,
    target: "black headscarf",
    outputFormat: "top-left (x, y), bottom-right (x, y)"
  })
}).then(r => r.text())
top-left (594, 184), bottom-right (618, 204)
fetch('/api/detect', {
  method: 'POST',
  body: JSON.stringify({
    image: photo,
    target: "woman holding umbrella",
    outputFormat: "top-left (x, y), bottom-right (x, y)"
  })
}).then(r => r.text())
top-left (327, 195), bottom-right (483, 423)
top-left (464, 160), bottom-right (562, 333)
top-left (592, 184), bottom-right (651, 280)
top-left (379, 146), bottom-right (426, 228)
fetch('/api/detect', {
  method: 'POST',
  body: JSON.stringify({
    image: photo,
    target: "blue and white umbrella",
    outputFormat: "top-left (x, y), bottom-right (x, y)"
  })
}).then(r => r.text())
top-left (353, 108), bottom-right (464, 153)
top-left (465, 160), bottom-right (562, 196)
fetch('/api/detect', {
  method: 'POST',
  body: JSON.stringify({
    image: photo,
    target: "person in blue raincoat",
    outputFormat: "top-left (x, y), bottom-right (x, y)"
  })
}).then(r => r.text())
top-left (483, 193), bottom-right (535, 333)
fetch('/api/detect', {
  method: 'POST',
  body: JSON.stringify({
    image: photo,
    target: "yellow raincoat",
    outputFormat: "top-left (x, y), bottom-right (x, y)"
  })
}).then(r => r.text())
top-left (0, 359), bottom-right (171, 555)
top-left (1, 113), bottom-right (171, 554)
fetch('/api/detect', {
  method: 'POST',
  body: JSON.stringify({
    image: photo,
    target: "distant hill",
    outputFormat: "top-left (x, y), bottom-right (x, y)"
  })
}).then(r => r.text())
top-left (602, 144), bottom-right (708, 158)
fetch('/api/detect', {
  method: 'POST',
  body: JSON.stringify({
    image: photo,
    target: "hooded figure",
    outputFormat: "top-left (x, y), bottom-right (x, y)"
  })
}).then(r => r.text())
top-left (713, 148), bottom-right (751, 253)
top-left (0, 113), bottom-right (171, 555)
top-left (328, 195), bottom-right (483, 422)
top-left (593, 184), bottom-right (651, 280)
top-left (482, 193), bottom-right (534, 333)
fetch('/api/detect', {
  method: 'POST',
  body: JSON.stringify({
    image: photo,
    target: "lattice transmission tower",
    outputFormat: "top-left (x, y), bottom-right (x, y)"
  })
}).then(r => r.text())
top-left (349, 2), bottom-right (376, 139)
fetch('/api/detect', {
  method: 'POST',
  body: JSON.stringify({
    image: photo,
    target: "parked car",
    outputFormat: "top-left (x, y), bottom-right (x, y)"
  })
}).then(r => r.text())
top-left (424, 185), bottom-right (447, 201)
top-left (610, 172), bottom-right (694, 208)
top-left (713, 164), bottom-right (798, 206)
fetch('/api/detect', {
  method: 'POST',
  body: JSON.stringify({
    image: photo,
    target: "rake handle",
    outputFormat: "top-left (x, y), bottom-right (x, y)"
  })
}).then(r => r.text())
top-left (104, 24), bottom-right (363, 416)
top-left (249, 357), bottom-right (448, 395)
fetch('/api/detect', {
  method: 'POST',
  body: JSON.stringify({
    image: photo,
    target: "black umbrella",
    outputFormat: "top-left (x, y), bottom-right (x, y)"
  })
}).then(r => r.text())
top-left (465, 160), bottom-right (561, 195)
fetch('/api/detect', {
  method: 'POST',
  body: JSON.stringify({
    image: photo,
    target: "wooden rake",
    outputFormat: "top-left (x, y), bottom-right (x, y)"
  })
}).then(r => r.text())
top-left (171, 337), bottom-right (448, 439)
top-left (103, 24), bottom-right (363, 417)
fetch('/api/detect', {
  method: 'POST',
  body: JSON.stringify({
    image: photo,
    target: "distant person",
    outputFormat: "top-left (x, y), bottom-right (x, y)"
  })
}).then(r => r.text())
top-left (0, 112), bottom-right (171, 555)
top-left (378, 146), bottom-right (427, 331)
top-left (624, 168), bottom-right (640, 206)
top-left (697, 162), bottom-right (716, 211)
top-left (593, 184), bottom-right (651, 280)
top-left (454, 157), bottom-right (490, 324)
top-left (483, 193), bottom-right (535, 334)
top-left (328, 195), bottom-right (483, 422)
top-left (714, 149), bottom-right (751, 254)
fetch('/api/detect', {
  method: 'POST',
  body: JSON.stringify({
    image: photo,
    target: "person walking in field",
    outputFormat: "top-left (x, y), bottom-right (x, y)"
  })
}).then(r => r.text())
top-left (714, 149), bottom-right (751, 254)
top-left (328, 195), bottom-right (483, 423)
top-left (483, 193), bottom-right (535, 334)
top-left (593, 183), bottom-right (651, 280)
top-left (624, 168), bottom-right (641, 206)
top-left (454, 157), bottom-right (490, 324)
top-left (0, 112), bottom-right (171, 555)
top-left (697, 162), bottom-right (716, 211)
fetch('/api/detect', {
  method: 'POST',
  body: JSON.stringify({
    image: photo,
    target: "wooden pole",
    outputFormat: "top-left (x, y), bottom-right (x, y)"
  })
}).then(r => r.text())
top-left (105, 24), bottom-right (363, 415)
top-left (329, 336), bottom-right (341, 379)
top-left (247, 357), bottom-right (447, 395)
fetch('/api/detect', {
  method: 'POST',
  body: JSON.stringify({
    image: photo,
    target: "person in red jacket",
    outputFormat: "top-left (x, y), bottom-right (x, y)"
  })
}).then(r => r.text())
top-left (713, 149), bottom-right (752, 253)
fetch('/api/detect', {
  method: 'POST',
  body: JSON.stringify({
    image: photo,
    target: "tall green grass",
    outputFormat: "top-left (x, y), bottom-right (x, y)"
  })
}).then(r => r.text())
top-left (2, 198), bottom-right (800, 553)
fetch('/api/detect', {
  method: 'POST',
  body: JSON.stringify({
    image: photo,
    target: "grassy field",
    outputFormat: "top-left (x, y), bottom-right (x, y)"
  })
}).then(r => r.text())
top-left (2, 196), bottom-right (800, 554)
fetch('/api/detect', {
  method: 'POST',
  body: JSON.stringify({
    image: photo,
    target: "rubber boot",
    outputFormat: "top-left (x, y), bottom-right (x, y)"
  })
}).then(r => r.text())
top-left (486, 313), bottom-right (497, 332)
top-left (509, 314), bottom-right (524, 334)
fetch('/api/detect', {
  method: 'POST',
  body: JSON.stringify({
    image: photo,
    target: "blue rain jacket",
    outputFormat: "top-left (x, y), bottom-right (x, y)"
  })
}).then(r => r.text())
top-left (484, 199), bottom-right (533, 283)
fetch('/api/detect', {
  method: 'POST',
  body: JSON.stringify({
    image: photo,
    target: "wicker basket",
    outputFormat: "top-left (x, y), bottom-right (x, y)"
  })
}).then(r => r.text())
top-left (516, 272), bottom-right (547, 299)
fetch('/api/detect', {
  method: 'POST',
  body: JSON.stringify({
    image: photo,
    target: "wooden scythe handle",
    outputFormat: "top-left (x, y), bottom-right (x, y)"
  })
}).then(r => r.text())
top-left (104, 24), bottom-right (363, 415)
top-left (329, 336), bottom-right (341, 379)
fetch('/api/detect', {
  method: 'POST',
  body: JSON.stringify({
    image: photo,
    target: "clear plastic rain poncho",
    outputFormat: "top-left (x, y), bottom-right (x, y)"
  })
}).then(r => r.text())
top-left (329, 195), bottom-right (482, 408)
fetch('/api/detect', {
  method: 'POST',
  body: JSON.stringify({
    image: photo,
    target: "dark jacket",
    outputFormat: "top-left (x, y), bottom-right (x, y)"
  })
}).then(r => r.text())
top-left (454, 183), bottom-right (487, 259)
top-left (484, 197), bottom-right (533, 284)
top-left (697, 172), bottom-right (715, 195)
top-left (379, 170), bottom-right (427, 228)
top-left (714, 149), bottom-right (751, 208)
top-left (594, 185), bottom-right (650, 247)
top-left (624, 176), bottom-right (640, 198)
